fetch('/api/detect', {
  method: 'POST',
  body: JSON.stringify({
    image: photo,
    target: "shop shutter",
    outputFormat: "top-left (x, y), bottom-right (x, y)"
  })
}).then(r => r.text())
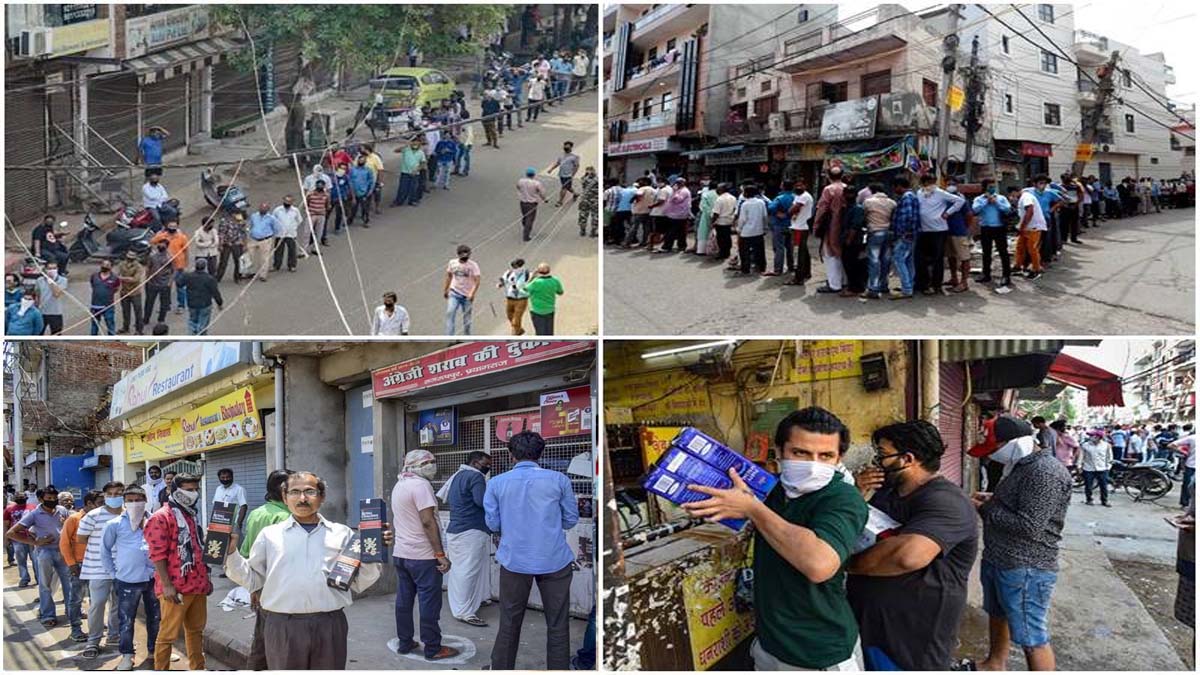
top-left (142, 76), bottom-right (188, 154)
top-left (938, 362), bottom-right (966, 486)
top-left (272, 39), bottom-right (302, 110)
top-left (211, 60), bottom-right (261, 131)
top-left (5, 74), bottom-right (48, 224)
top-left (202, 443), bottom-right (268, 527)
top-left (92, 466), bottom-right (112, 491)
top-left (88, 73), bottom-right (140, 169)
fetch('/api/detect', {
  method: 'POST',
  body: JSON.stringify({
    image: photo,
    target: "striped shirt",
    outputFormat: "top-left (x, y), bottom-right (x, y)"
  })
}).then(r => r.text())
top-left (77, 507), bottom-right (121, 580)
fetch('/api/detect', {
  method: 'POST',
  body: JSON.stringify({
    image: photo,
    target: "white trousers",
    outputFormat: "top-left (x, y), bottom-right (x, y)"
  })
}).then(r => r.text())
top-left (823, 248), bottom-right (846, 290)
top-left (445, 529), bottom-right (492, 618)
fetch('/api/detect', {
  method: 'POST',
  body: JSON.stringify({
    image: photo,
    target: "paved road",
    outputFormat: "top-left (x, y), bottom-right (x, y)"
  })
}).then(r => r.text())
top-left (46, 94), bottom-right (598, 337)
top-left (605, 208), bottom-right (1195, 335)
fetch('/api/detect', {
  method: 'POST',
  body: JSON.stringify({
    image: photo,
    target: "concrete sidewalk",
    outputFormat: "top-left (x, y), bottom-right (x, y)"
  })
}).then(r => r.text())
top-left (203, 574), bottom-right (587, 670)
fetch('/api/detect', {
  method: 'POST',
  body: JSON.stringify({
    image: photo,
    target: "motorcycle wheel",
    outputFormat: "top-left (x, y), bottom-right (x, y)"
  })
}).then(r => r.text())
top-left (1124, 469), bottom-right (1173, 502)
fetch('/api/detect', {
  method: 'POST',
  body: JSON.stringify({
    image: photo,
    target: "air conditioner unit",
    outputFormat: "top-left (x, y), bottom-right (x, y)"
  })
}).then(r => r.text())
top-left (768, 112), bottom-right (785, 133)
top-left (19, 28), bottom-right (52, 58)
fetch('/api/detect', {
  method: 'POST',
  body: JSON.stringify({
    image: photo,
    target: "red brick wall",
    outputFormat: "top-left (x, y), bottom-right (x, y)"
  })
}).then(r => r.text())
top-left (20, 342), bottom-right (142, 450)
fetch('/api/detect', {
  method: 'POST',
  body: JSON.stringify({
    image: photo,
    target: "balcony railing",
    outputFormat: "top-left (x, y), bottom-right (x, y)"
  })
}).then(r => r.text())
top-left (719, 117), bottom-right (769, 141)
top-left (624, 53), bottom-right (681, 84)
top-left (633, 3), bottom-right (684, 33)
top-left (628, 111), bottom-right (672, 132)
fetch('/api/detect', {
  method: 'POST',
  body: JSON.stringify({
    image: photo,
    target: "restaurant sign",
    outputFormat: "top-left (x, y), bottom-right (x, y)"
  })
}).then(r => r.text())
top-left (126, 387), bottom-right (262, 463)
top-left (110, 342), bottom-right (245, 419)
top-left (372, 341), bottom-right (594, 399)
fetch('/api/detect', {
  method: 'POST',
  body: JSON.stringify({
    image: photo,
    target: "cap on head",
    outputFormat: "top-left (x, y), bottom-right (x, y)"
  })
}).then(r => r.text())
top-left (525, 167), bottom-right (537, 177)
top-left (125, 250), bottom-right (139, 260)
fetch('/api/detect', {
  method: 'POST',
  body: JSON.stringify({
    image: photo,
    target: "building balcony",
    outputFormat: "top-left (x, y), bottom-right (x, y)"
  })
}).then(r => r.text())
top-left (765, 91), bottom-right (937, 144)
top-left (616, 56), bottom-right (681, 97)
top-left (719, 116), bottom-right (770, 144)
top-left (1164, 64), bottom-right (1177, 85)
top-left (627, 111), bottom-right (675, 133)
top-left (629, 3), bottom-right (707, 47)
top-left (604, 34), bottom-right (614, 58)
top-left (1074, 30), bottom-right (1110, 66)
top-left (767, 108), bottom-right (825, 142)
top-left (776, 9), bottom-right (910, 74)
top-left (1077, 79), bottom-right (1098, 105)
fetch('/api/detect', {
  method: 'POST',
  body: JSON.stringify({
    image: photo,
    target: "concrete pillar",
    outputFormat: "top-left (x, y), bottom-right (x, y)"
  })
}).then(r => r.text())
top-left (282, 356), bottom-right (347, 524)
top-left (370, 397), bottom-right (403, 596)
top-left (202, 65), bottom-right (213, 136)
top-left (75, 65), bottom-right (89, 181)
top-left (920, 339), bottom-right (940, 425)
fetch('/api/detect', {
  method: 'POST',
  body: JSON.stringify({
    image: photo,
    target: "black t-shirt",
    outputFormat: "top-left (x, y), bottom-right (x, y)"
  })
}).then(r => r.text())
top-left (846, 476), bottom-right (978, 671)
top-left (31, 223), bottom-right (51, 254)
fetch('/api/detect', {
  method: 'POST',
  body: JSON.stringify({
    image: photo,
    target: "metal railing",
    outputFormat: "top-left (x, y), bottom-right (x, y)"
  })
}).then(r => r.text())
top-left (628, 111), bottom-right (671, 132)
top-left (632, 3), bottom-right (686, 33)
top-left (719, 117), bottom-right (769, 139)
top-left (1075, 30), bottom-right (1108, 51)
top-left (625, 54), bottom-right (681, 83)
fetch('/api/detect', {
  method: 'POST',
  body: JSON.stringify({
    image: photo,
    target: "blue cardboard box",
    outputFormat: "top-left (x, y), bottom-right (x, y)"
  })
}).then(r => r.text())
top-left (672, 427), bottom-right (779, 495)
top-left (643, 465), bottom-right (746, 531)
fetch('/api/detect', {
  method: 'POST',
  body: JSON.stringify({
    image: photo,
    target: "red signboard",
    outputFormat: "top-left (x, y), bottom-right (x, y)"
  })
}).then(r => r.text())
top-left (1020, 142), bottom-right (1053, 158)
top-left (372, 341), bottom-right (593, 399)
top-left (540, 386), bottom-right (593, 438)
top-left (493, 413), bottom-right (542, 444)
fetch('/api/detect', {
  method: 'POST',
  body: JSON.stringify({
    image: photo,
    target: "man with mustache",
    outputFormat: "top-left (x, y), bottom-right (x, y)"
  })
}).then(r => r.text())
top-left (225, 471), bottom-right (393, 669)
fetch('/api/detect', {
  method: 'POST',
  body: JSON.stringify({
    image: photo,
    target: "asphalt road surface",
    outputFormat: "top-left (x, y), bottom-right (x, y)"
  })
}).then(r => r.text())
top-left (49, 93), bottom-right (598, 337)
top-left (605, 208), bottom-right (1195, 335)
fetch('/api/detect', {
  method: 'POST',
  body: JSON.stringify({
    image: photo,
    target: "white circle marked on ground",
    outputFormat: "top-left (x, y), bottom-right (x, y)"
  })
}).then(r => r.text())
top-left (386, 634), bottom-right (477, 666)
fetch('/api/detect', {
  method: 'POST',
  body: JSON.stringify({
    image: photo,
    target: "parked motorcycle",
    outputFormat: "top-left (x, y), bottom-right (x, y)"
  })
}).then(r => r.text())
top-left (68, 213), bottom-right (152, 263)
top-left (113, 199), bottom-right (179, 232)
top-left (1108, 457), bottom-right (1174, 502)
top-left (201, 168), bottom-right (249, 215)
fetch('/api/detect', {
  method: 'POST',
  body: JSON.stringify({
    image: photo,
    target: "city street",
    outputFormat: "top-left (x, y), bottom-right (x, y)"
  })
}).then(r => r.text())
top-left (16, 92), bottom-right (598, 337)
top-left (604, 208), bottom-right (1195, 335)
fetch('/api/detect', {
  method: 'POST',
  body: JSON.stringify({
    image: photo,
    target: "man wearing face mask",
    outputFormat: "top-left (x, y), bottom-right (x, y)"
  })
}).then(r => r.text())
top-left (100, 486), bottom-right (158, 671)
top-left (7, 485), bottom-right (74, 628)
top-left (444, 244), bottom-right (481, 335)
top-left (971, 179), bottom-right (1013, 291)
top-left (144, 473), bottom-right (210, 670)
top-left (846, 421), bottom-right (977, 670)
top-left (61, 490), bottom-right (102, 644)
top-left (684, 407), bottom-right (868, 671)
top-left (393, 137), bottom-right (426, 207)
top-left (149, 221), bottom-right (190, 313)
top-left (77, 482), bottom-right (127, 657)
top-left (247, 203), bottom-right (281, 283)
top-left (549, 141), bottom-right (580, 207)
top-left (5, 288), bottom-right (44, 336)
top-left (142, 467), bottom-right (165, 513)
top-left (271, 196), bottom-right (304, 271)
top-left (436, 450), bottom-right (493, 628)
top-left (391, 450), bottom-right (460, 660)
top-left (88, 261), bottom-right (121, 335)
top-left (959, 415), bottom-right (1071, 672)
top-left (913, 174), bottom-right (965, 296)
top-left (212, 468), bottom-right (248, 544)
top-left (143, 240), bottom-right (175, 325)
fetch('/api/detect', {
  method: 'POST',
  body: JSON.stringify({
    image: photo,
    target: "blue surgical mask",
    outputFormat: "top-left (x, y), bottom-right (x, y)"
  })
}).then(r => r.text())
top-left (104, 496), bottom-right (124, 509)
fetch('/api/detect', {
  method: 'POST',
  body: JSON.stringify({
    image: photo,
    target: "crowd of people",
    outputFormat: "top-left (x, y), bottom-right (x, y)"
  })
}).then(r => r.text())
top-left (603, 167), bottom-right (1195, 299)
top-left (677, 406), bottom-right (1194, 671)
top-left (6, 48), bottom-right (597, 338)
top-left (2, 433), bottom-right (596, 671)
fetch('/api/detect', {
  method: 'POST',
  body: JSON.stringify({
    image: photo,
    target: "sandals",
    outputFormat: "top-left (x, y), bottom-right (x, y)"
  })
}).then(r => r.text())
top-left (80, 646), bottom-right (99, 659)
top-left (952, 658), bottom-right (978, 671)
top-left (456, 614), bottom-right (488, 627)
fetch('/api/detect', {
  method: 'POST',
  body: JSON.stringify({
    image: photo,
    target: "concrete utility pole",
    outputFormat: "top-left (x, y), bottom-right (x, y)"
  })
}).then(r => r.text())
top-left (1072, 50), bottom-right (1122, 178)
top-left (936, 4), bottom-right (963, 182)
top-left (962, 35), bottom-right (985, 181)
top-left (10, 354), bottom-right (23, 487)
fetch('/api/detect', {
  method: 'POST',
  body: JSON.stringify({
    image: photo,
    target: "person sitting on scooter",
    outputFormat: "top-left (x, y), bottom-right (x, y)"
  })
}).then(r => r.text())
top-left (142, 174), bottom-right (170, 230)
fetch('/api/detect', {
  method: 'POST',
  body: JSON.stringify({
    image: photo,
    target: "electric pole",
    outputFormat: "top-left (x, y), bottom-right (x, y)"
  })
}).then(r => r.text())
top-left (936, 4), bottom-right (963, 183)
top-left (10, 350), bottom-right (24, 488)
top-left (962, 35), bottom-right (985, 181)
top-left (1072, 50), bottom-right (1121, 178)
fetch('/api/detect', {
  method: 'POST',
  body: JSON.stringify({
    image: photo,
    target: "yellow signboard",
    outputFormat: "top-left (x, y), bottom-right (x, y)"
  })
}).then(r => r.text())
top-left (792, 340), bottom-right (863, 382)
top-left (126, 387), bottom-right (262, 463)
top-left (640, 426), bottom-right (685, 466)
top-left (605, 371), bottom-right (710, 420)
top-left (948, 86), bottom-right (965, 112)
top-left (682, 546), bottom-right (755, 670)
top-left (1074, 143), bottom-right (1095, 162)
top-left (49, 20), bottom-right (110, 58)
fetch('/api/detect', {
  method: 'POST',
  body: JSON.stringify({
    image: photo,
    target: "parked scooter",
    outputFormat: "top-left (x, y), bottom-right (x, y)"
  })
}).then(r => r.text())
top-left (201, 168), bottom-right (249, 215)
top-left (114, 199), bottom-right (180, 232)
top-left (68, 213), bottom-right (152, 263)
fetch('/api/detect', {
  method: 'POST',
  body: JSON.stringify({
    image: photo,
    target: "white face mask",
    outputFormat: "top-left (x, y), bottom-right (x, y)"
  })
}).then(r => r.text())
top-left (46, 269), bottom-right (58, 279)
top-left (172, 488), bottom-right (199, 507)
top-left (990, 436), bottom-right (1036, 479)
top-left (414, 463), bottom-right (437, 481)
top-left (779, 460), bottom-right (837, 498)
top-left (125, 502), bottom-right (147, 525)
top-left (19, 298), bottom-right (34, 312)
top-left (947, 185), bottom-right (959, 193)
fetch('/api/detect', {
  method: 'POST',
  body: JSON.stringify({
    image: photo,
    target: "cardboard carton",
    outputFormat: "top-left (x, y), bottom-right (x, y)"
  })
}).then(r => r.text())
top-left (672, 427), bottom-right (779, 495)
top-left (643, 465), bottom-right (746, 531)
top-left (358, 498), bottom-right (388, 563)
top-left (326, 533), bottom-right (362, 591)
top-left (203, 502), bottom-right (236, 565)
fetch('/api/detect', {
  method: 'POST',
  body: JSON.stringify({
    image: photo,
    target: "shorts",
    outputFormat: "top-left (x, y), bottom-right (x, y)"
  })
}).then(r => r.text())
top-left (980, 560), bottom-right (1056, 648)
top-left (946, 235), bottom-right (971, 261)
top-left (560, 177), bottom-right (574, 191)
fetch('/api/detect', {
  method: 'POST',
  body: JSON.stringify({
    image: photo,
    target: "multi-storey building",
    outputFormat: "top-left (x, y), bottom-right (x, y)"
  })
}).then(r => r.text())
top-left (1131, 339), bottom-right (1195, 424)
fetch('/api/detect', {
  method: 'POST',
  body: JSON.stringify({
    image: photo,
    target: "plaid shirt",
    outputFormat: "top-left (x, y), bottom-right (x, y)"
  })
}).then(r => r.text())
top-left (144, 504), bottom-right (210, 596)
top-left (890, 191), bottom-right (921, 238)
top-left (217, 216), bottom-right (246, 247)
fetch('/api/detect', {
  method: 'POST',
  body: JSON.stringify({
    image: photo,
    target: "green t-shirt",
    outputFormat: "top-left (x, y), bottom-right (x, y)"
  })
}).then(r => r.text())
top-left (753, 476), bottom-right (868, 668)
top-left (523, 275), bottom-right (563, 315)
top-left (239, 500), bottom-right (292, 557)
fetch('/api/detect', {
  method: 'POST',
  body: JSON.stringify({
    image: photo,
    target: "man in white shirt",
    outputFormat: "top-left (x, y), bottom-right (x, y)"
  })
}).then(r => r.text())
top-left (1079, 430), bottom-right (1113, 507)
top-left (571, 50), bottom-right (589, 93)
top-left (78, 481), bottom-right (126, 658)
top-left (710, 183), bottom-right (739, 260)
top-left (1015, 179), bottom-right (1049, 279)
top-left (271, 196), bottom-right (305, 272)
top-left (1169, 431), bottom-right (1196, 508)
top-left (225, 472), bottom-right (391, 669)
top-left (788, 180), bottom-right (815, 284)
top-left (372, 291), bottom-right (410, 336)
top-left (212, 468), bottom-right (248, 536)
top-left (143, 467), bottom-right (165, 513)
top-left (647, 183), bottom-right (673, 253)
top-left (141, 175), bottom-right (169, 228)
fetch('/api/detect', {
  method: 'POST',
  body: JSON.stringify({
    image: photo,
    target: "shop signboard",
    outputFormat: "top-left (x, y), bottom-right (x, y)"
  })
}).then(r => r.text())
top-left (417, 407), bottom-right (457, 446)
top-left (681, 542), bottom-right (755, 670)
top-left (372, 341), bottom-right (593, 399)
top-left (1021, 142), bottom-right (1053, 158)
top-left (820, 97), bottom-right (878, 142)
top-left (1074, 143), bottom-right (1095, 162)
top-left (540, 386), bottom-right (592, 438)
top-left (640, 426), bottom-right (685, 466)
top-left (827, 136), bottom-right (921, 175)
top-left (606, 371), bottom-right (709, 420)
top-left (607, 137), bottom-right (670, 156)
top-left (494, 413), bottom-right (541, 444)
top-left (125, 5), bottom-right (210, 58)
top-left (791, 340), bottom-right (863, 382)
top-left (126, 387), bottom-right (262, 463)
top-left (47, 19), bottom-right (109, 57)
top-left (110, 342), bottom-right (245, 419)
top-left (704, 146), bottom-right (768, 166)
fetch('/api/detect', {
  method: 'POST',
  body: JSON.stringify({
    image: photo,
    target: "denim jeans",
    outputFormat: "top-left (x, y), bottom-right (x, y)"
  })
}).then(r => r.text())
top-left (13, 542), bottom-right (35, 585)
top-left (770, 227), bottom-right (792, 274)
top-left (188, 306), bottom-right (212, 335)
top-left (891, 236), bottom-right (916, 295)
top-left (393, 173), bottom-right (421, 206)
top-left (33, 546), bottom-right (72, 623)
top-left (174, 270), bottom-right (188, 310)
top-left (393, 558), bottom-right (444, 659)
top-left (1083, 470), bottom-right (1110, 504)
top-left (980, 560), bottom-right (1057, 648)
top-left (445, 292), bottom-right (473, 335)
top-left (87, 577), bottom-right (120, 647)
top-left (573, 606), bottom-right (596, 669)
top-left (67, 573), bottom-right (86, 631)
top-left (866, 230), bottom-right (892, 293)
top-left (436, 161), bottom-right (453, 189)
top-left (1182, 467), bottom-right (1195, 507)
top-left (89, 305), bottom-right (116, 335)
top-left (457, 145), bottom-right (472, 175)
top-left (115, 580), bottom-right (159, 657)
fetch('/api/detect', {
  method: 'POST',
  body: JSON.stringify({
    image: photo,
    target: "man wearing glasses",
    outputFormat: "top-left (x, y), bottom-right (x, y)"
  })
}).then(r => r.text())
top-left (223, 471), bottom-right (393, 669)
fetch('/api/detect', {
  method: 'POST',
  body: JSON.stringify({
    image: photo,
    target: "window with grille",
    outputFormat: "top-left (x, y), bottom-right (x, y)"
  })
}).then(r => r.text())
top-left (643, 98), bottom-right (654, 116)
top-left (1004, 93), bottom-right (1014, 114)
top-left (1043, 103), bottom-right (1061, 126)
top-left (631, 101), bottom-right (640, 119)
top-left (761, 80), bottom-right (772, 93)
top-left (1041, 51), bottom-right (1058, 74)
top-left (1038, 4), bottom-right (1055, 23)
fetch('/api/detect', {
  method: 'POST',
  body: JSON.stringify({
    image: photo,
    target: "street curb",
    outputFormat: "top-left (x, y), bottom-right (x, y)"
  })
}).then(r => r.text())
top-left (201, 623), bottom-right (251, 669)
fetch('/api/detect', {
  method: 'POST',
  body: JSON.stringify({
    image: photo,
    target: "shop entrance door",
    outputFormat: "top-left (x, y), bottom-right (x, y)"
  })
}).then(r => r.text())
top-left (345, 385), bottom-right (376, 526)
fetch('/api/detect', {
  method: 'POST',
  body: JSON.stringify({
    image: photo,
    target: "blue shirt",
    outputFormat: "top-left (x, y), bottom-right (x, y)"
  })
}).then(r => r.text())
top-left (100, 512), bottom-right (155, 583)
top-left (483, 461), bottom-right (579, 574)
top-left (349, 165), bottom-right (374, 196)
top-left (616, 186), bottom-right (637, 212)
top-left (768, 192), bottom-right (796, 231)
top-left (434, 139), bottom-right (458, 163)
top-left (1033, 188), bottom-right (1060, 217)
top-left (946, 202), bottom-right (968, 236)
top-left (446, 470), bottom-right (489, 535)
top-left (971, 193), bottom-right (1012, 227)
top-left (1110, 430), bottom-right (1128, 447)
top-left (248, 212), bottom-right (279, 240)
top-left (17, 505), bottom-right (68, 542)
top-left (329, 174), bottom-right (352, 201)
top-left (890, 191), bottom-right (921, 237)
top-left (138, 136), bottom-right (163, 165)
top-left (5, 304), bottom-right (43, 336)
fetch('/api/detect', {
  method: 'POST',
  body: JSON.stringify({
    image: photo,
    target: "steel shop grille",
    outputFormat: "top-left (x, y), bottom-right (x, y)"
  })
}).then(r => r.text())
top-left (428, 409), bottom-right (593, 499)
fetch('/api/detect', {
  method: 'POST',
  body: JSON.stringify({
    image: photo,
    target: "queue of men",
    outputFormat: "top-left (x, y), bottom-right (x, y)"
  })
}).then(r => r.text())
top-left (602, 168), bottom-right (1195, 300)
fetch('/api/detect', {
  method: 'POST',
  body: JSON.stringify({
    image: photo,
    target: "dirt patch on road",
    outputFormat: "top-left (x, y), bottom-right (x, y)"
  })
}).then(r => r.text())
top-left (1111, 558), bottom-right (1195, 670)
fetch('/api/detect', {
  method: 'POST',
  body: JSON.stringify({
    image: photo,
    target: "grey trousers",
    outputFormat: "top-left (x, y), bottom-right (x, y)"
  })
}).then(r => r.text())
top-left (491, 563), bottom-right (572, 670)
top-left (262, 608), bottom-right (348, 670)
top-left (247, 608), bottom-right (267, 670)
top-left (87, 578), bottom-right (120, 646)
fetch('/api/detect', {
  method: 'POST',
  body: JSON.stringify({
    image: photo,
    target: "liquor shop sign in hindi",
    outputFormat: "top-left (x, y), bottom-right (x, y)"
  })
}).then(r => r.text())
top-left (540, 386), bottom-right (592, 438)
top-left (372, 341), bottom-right (593, 399)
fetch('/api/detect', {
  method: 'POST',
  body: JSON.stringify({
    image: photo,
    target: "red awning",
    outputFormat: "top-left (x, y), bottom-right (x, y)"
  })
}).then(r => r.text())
top-left (1046, 353), bottom-right (1125, 407)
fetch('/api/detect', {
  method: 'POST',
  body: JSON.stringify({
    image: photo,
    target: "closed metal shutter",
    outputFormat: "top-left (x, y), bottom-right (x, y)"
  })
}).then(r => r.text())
top-left (938, 362), bottom-right (966, 486)
top-left (142, 76), bottom-right (188, 154)
top-left (92, 466), bottom-right (112, 491)
top-left (212, 60), bottom-right (261, 130)
top-left (202, 442), bottom-right (267, 527)
top-left (88, 73), bottom-right (140, 168)
top-left (272, 39), bottom-right (302, 109)
top-left (5, 74), bottom-right (48, 224)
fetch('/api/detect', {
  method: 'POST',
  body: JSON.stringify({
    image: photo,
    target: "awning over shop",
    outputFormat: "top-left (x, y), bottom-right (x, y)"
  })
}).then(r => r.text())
top-left (942, 340), bottom-right (1064, 362)
top-left (1046, 353), bottom-right (1125, 407)
top-left (1017, 382), bottom-right (1068, 401)
top-left (124, 36), bottom-right (243, 84)
top-left (684, 145), bottom-right (744, 160)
